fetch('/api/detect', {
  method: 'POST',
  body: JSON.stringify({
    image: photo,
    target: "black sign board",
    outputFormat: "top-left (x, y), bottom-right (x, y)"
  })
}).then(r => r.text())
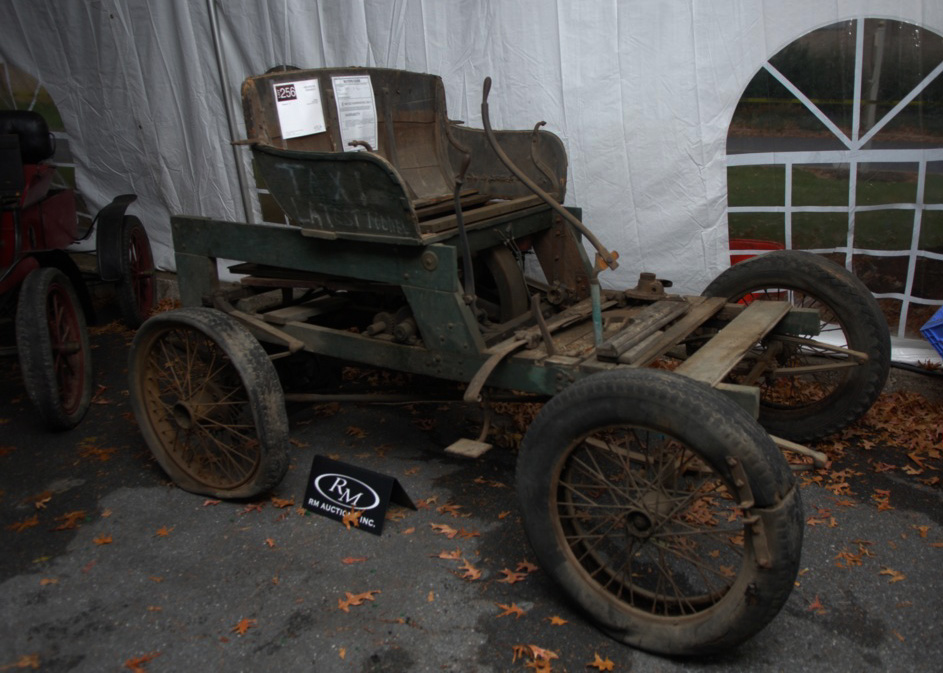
top-left (303, 455), bottom-right (415, 536)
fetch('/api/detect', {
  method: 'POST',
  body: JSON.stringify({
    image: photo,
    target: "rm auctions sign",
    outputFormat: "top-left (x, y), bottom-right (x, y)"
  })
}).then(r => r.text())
top-left (303, 455), bottom-right (414, 535)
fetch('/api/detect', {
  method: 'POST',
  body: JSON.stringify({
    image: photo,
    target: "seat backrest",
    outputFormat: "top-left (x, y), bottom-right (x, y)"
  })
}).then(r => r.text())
top-left (242, 67), bottom-right (454, 201)
top-left (0, 110), bottom-right (55, 165)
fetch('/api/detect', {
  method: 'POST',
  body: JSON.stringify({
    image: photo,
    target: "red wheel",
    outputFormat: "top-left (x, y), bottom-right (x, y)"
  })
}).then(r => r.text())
top-left (115, 216), bottom-right (156, 328)
top-left (16, 267), bottom-right (93, 430)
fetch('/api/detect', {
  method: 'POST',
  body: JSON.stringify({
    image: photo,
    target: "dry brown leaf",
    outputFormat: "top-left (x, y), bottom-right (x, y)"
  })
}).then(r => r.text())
top-left (271, 497), bottom-right (295, 509)
top-left (548, 615), bottom-right (568, 626)
top-left (154, 526), bottom-right (174, 537)
top-left (516, 560), bottom-right (538, 573)
top-left (498, 568), bottom-right (528, 584)
top-left (433, 549), bottom-right (463, 561)
top-left (342, 509), bottom-right (362, 530)
top-left (430, 523), bottom-right (459, 539)
top-left (7, 515), bottom-right (39, 532)
top-left (342, 556), bottom-right (367, 565)
top-left (496, 602), bottom-right (526, 619)
top-left (230, 618), bottom-right (257, 635)
top-left (264, 538), bottom-right (276, 548)
top-left (880, 567), bottom-right (906, 583)
top-left (124, 652), bottom-right (160, 672)
top-left (457, 559), bottom-right (482, 581)
top-left (337, 590), bottom-right (381, 612)
top-left (587, 652), bottom-right (615, 671)
top-left (52, 510), bottom-right (86, 531)
top-left (93, 534), bottom-right (113, 545)
top-left (202, 499), bottom-right (221, 507)
top-left (807, 595), bottom-right (827, 614)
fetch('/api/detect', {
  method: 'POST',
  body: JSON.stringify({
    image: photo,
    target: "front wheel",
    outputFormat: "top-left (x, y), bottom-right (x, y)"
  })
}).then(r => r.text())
top-left (702, 250), bottom-right (890, 442)
top-left (517, 369), bottom-right (802, 656)
top-left (16, 267), bottom-right (93, 430)
top-left (128, 307), bottom-right (289, 498)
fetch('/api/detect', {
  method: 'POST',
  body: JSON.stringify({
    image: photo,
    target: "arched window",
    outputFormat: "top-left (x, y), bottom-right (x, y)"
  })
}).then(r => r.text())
top-left (727, 18), bottom-right (943, 340)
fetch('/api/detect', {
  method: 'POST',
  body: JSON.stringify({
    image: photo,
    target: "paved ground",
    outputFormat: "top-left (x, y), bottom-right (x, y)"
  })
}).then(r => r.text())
top-left (1, 311), bottom-right (942, 672)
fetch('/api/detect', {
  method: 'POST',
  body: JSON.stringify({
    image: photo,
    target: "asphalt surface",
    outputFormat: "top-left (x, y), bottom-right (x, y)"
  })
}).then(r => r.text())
top-left (1, 308), bottom-right (942, 672)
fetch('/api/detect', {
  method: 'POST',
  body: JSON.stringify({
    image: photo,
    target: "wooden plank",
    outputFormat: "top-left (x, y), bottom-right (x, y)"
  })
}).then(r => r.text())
top-left (596, 300), bottom-right (690, 360)
top-left (619, 296), bottom-right (726, 366)
top-left (419, 194), bottom-right (544, 233)
top-left (415, 193), bottom-right (491, 220)
top-left (676, 300), bottom-right (790, 386)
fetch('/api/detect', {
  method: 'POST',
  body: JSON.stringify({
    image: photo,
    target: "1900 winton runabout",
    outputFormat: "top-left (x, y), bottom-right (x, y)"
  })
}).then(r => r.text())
top-left (127, 67), bottom-right (890, 655)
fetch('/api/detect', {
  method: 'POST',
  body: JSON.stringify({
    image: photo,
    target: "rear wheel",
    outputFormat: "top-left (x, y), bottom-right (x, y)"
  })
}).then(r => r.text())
top-left (115, 216), bottom-right (155, 328)
top-left (16, 267), bottom-right (93, 430)
top-left (128, 307), bottom-right (288, 498)
top-left (702, 250), bottom-right (890, 442)
top-left (517, 369), bottom-right (802, 655)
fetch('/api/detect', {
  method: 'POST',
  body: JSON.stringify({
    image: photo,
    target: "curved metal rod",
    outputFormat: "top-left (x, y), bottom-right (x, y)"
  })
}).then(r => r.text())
top-left (480, 77), bottom-right (618, 271)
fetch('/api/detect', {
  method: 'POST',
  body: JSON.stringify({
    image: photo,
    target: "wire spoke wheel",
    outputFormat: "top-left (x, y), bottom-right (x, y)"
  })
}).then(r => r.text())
top-left (16, 267), bottom-right (92, 430)
top-left (116, 216), bottom-right (156, 328)
top-left (702, 250), bottom-right (890, 442)
top-left (518, 369), bottom-right (802, 655)
top-left (129, 307), bottom-right (288, 498)
top-left (558, 429), bottom-right (747, 616)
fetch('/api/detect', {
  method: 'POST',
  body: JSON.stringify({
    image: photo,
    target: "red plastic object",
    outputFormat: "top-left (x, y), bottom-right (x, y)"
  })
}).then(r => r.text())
top-left (729, 238), bottom-right (784, 265)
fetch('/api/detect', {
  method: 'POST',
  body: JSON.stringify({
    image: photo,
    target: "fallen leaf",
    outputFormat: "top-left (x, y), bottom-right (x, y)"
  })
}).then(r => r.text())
top-left (427, 591), bottom-right (435, 603)
top-left (264, 538), bottom-right (276, 548)
top-left (230, 618), bottom-right (257, 635)
top-left (7, 515), bottom-right (39, 532)
top-left (437, 503), bottom-right (465, 517)
top-left (241, 503), bottom-right (265, 515)
top-left (52, 510), bottom-right (87, 531)
top-left (39, 578), bottom-right (59, 586)
top-left (154, 526), bottom-right (174, 537)
top-left (548, 615), bottom-right (568, 626)
top-left (496, 602), bottom-right (525, 618)
top-left (430, 523), bottom-right (459, 539)
top-left (345, 426), bottom-right (367, 439)
top-left (202, 499), bottom-right (221, 507)
top-left (516, 560), bottom-right (539, 573)
top-left (342, 557), bottom-right (367, 565)
top-left (339, 648), bottom-right (346, 659)
top-left (124, 651), bottom-right (160, 672)
top-left (498, 568), bottom-right (528, 584)
top-left (402, 527), bottom-right (415, 535)
top-left (457, 559), bottom-right (482, 581)
top-left (879, 567), bottom-right (906, 583)
top-left (0, 654), bottom-right (40, 670)
top-left (337, 590), bottom-right (381, 612)
top-left (498, 511), bottom-right (511, 519)
top-left (807, 595), bottom-right (827, 614)
top-left (93, 534), bottom-right (113, 545)
top-left (587, 652), bottom-right (615, 671)
top-left (433, 549), bottom-right (463, 561)
top-left (914, 525), bottom-right (930, 538)
top-left (342, 509), bottom-right (362, 530)
top-left (457, 527), bottom-right (480, 539)
top-left (271, 497), bottom-right (295, 509)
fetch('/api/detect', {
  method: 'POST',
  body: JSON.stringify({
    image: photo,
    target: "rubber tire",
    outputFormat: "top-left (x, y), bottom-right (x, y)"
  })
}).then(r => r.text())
top-left (15, 267), bottom-right (93, 430)
top-left (702, 250), bottom-right (890, 442)
top-left (517, 369), bottom-right (802, 656)
top-left (115, 215), bottom-right (156, 328)
top-left (128, 307), bottom-right (289, 498)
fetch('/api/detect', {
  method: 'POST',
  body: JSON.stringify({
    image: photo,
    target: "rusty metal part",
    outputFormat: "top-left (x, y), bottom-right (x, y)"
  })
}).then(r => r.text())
top-left (480, 77), bottom-right (618, 271)
top-left (622, 272), bottom-right (671, 301)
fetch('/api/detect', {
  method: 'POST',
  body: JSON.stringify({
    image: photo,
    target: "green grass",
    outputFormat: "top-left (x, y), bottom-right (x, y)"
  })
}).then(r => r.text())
top-left (728, 165), bottom-right (943, 250)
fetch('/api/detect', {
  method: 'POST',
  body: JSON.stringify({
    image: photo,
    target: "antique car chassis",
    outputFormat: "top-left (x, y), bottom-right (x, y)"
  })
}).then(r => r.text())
top-left (128, 67), bottom-right (890, 655)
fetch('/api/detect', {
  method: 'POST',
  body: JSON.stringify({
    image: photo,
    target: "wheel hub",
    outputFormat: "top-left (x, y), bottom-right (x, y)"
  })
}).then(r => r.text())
top-left (172, 401), bottom-right (198, 430)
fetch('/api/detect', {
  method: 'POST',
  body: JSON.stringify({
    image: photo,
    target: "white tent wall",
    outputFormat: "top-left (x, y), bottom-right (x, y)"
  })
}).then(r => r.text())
top-left (1, 0), bottom-right (940, 299)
